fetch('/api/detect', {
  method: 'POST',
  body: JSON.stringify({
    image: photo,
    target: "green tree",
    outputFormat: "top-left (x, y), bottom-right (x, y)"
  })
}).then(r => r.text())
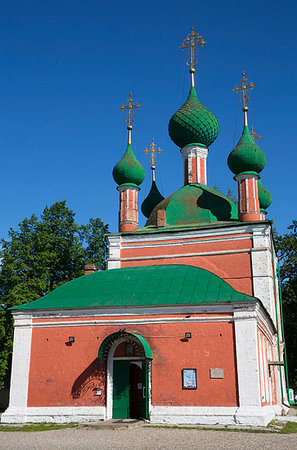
top-left (212, 185), bottom-right (238, 203)
top-left (0, 201), bottom-right (108, 388)
top-left (275, 221), bottom-right (297, 392)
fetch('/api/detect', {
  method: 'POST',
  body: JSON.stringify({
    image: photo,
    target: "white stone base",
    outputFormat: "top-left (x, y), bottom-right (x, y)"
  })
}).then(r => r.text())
top-left (150, 406), bottom-right (237, 426)
top-left (2, 404), bottom-right (284, 426)
top-left (150, 405), bottom-right (283, 427)
top-left (234, 405), bottom-right (282, 426)
top-left (1, 406), bottom-right (105, 423)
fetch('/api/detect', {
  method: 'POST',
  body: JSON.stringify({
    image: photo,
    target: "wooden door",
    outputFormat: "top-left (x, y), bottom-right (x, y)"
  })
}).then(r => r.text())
top-left (129, 363), bottom-right (143, 418)
top-left (112, 360), bottom-right (130, 419)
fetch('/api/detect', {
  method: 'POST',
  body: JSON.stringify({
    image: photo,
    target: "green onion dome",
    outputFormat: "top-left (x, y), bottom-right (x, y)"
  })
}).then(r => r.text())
top-left (168, 86), bottom-right (219, 149)
top-left (113, 143), bottom-right (145, 186)
top-left (228, 126), bottom-right (266, 175)
top-left (258, 180), bottom-right (272, 210)
top-left (141, 179), bottom-right (165, 218)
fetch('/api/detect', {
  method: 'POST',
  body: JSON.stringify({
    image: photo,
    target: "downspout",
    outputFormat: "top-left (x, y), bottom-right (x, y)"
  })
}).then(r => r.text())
top-left (270, 230), bottom-right (285, 404)
top-left (277, 260), bottom-right (290, 400)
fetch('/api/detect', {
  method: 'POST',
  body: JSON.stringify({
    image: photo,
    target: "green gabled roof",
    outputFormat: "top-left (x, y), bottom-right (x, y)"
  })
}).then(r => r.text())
top-left (168, 86), bottom-right (219, 148)
top-left (146, 183), bottom-right (238, 227)
top-left (12, 264), bottom-right (256, 311)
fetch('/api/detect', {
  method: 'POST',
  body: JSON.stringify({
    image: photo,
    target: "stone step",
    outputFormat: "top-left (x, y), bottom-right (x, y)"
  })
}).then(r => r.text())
top-left (80, 419), bottom-right (144, 430)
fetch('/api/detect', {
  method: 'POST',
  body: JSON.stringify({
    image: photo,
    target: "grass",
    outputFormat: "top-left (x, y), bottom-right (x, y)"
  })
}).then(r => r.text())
top-left (0, 422), bottom-right (78, 432)
top-left (148, 420), bottom-right (297, 434)
top-left (281, 422), bottom-right (297, 434)
top-left (146, 424), bottom-right (273, 433)
top-left (1, 419), bottom-right (297, 434)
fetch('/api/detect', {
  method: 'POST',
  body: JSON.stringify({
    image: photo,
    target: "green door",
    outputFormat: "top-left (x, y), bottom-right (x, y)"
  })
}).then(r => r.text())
top-left (141, 361), bottom-right (149, 420)
top-left (113, 360), bottom-right (130, 419)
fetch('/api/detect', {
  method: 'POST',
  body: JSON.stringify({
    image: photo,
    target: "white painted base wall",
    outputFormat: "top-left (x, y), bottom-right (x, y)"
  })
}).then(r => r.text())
top-left (1, 406), bottom-right (105, 424)
top-left (150, 405), bottom-right (283, 427)
top-left (2, 404), bottom-right (284, 426)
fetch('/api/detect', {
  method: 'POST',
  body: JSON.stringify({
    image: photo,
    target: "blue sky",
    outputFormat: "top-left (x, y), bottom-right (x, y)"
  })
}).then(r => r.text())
top-left (0, 0), bottom-right (296, 237)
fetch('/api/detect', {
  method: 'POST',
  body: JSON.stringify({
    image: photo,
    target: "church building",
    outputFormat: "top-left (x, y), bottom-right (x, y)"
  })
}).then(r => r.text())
top-left (2, 28), bottom-right (288, 426)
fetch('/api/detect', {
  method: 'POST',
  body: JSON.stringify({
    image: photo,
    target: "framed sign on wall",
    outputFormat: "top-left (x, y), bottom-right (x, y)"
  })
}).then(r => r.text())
top-left (182, 368), bottom-right (197, 389)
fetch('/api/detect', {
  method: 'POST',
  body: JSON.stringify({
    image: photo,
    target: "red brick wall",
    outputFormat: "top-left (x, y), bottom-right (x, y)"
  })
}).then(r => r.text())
top-left (27, 316), bottom-right (238, 408)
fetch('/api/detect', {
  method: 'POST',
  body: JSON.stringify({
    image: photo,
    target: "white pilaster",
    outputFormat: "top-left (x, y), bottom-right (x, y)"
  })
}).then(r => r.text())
top-left (106, 235), bottom-right (121, 269)
top-left (2, 314), bottom-right (32, 422)
top-left (251, 226), bottom-right (276, 324)
top-left (234, 309), bottom-right (261, 408)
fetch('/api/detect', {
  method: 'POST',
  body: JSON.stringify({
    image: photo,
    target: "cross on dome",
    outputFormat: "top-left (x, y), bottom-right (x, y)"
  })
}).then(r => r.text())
top-left (233, 72), bottom-right (256, 126)
top-left (143, 138), bottom-right (163, 181)
top-left (119, 92), bottom-right (141, 144)
top-left (180, 26), bottom-right (206, 87)
top-left (251, 126), bottom-right (263, 142)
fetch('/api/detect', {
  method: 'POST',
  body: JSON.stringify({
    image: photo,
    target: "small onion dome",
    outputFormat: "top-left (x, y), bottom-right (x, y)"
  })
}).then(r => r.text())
top-left (168, 86), bottom-right (219, 149)
top-left (141, 180), bottom-right (165, 218)
top-left (258, 180), bottom-right (272, 210)
top-left (228, 126), bottom-right (266, 175)
top-left (113, 143), bottom-right (145, 186)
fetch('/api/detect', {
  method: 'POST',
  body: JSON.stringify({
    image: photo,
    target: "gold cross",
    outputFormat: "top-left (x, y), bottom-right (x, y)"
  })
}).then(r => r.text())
top-left (251, 126), bottom-right (263, 142)
top-left (232, 72), bottom-right (256, 108)
top-left (119, 92), bottom-right (141, 126)
top-left (143, 138), bottom-right (163, 181)
top-left (180, 26), bottom-right (206, 70)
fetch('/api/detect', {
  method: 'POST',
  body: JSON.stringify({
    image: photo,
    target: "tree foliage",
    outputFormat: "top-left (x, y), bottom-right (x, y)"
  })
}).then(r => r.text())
top-left (275, 221), bottom-right (297, 391)
top-left (0, 201), bottom-right (108, 387)
top-left (212, 185), bottom-right (238, 204)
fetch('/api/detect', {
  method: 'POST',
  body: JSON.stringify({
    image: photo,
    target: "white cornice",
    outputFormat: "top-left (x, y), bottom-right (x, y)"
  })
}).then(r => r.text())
top-left (116, 222), bottom-right (271, 244)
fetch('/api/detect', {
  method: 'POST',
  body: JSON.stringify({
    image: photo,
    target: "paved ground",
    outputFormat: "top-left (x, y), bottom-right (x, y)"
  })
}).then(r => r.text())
top-left (1, 425), bottom-right (297, 450)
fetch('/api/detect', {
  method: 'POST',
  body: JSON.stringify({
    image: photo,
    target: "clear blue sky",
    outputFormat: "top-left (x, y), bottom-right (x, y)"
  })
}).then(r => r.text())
top-left (0, 0), bottom-right (296, 237)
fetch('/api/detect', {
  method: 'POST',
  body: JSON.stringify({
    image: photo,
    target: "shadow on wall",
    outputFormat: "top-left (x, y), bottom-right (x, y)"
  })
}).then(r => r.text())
top-left (71, 358), bottom-right (106, 401)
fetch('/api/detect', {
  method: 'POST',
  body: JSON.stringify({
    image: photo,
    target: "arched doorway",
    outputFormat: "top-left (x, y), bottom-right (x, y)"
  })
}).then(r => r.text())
top-left (97, 331), bottom-right (152, 420)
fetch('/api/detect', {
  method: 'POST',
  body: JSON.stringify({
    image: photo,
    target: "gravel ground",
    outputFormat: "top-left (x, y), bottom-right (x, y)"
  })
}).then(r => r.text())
top-left (1, 426), bottom-right (297, 450)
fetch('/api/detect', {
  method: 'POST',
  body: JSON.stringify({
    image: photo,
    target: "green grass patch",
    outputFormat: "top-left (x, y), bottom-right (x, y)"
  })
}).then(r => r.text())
top-left (0, 422), bottom-right (78, 432)
top-left (281, 422), bottom-right (297, 434)
top-left (146, 424), bottom-right (274, 433)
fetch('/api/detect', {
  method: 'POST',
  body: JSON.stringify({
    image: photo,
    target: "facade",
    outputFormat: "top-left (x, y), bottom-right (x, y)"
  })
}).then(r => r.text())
top-left (2, 28), bottom-right (288, 426)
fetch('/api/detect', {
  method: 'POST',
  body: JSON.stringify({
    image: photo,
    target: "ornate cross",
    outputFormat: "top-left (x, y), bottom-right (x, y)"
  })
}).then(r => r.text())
top-left (251, 126), bottom-right (263, 142)
top-left (119, 92), bottom-right (141, 126)
top-left (180, 26), bottom-right (206, 70)
top-left (143, 138), bottom-right (163, 181)
top-left (232, 72), bottom-right (256, 108)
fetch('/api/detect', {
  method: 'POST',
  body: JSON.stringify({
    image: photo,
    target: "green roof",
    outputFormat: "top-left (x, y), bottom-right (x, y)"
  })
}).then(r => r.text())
top-left (227, 126), bottom-right (266, 175)
top-left (168, 86), bottom-right (219, 148)
top-left (146, 183), bottom-right (238, 227)
top-left (113, 143), bottom-right (145, 186)
top-left (141, 179), bottom-right (164, 218)
top-left (12, 264), bottom-right (256, 311)
top-left (258, 180), bottom-right (272, 210)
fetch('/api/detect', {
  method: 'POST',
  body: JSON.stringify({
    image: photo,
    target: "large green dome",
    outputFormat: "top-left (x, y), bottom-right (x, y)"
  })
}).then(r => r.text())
top-left (258, 180), bottom-right (272, 210)
top-left (113, 143), bottom-right (145, 186)
top-left (146, 184), bottom-right (238, 227)
top-left (228, 126), bottom-right (266, 175)
top-left (168, 86), bottom-right (219, 149)
top-left (141, 180), bottom-right (164, 218)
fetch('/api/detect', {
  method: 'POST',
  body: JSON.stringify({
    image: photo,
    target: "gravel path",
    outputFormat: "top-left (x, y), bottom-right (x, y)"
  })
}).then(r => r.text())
top-left (1, 426), bottom-right (297, 450)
